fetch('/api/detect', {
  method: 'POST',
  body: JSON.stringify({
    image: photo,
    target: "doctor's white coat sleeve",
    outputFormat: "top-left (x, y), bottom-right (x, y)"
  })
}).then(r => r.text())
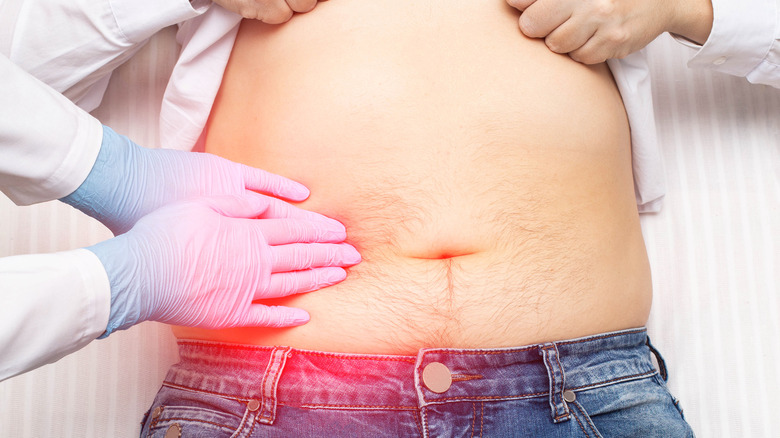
top-left (0, 56), bottom-right (111, 382)
top-left (0, 250), bottom-right (110, 382)
top-left (0, 0), bottom-right (209, 381)
top-left (682, 0), bottom-right (780, 88)
top-left (1, 0), bottom-right (210, 112)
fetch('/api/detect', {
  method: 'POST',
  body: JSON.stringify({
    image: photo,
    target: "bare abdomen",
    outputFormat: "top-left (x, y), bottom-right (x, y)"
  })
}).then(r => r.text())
top-left (173, 0), bottom-right (653, 353)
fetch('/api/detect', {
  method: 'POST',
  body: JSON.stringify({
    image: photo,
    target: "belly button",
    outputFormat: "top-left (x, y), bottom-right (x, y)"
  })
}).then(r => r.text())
top-left (409, 250), bottom-right (479, 260)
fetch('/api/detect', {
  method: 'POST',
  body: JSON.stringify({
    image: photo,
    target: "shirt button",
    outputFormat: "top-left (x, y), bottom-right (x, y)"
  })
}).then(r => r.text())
top-left (713, 56), bottom-right (727, 65)
top-left (422, 362), bottom-right (452, 393)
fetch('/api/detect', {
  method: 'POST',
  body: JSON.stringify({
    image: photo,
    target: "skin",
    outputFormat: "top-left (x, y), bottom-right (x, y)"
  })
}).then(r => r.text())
top-left (505, 0), bottom-right (715, 64)
top-left (175, 0), bottom-right (653, 354)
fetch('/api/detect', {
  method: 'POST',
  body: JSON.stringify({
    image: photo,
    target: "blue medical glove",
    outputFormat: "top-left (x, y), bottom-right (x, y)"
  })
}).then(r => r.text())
top-left (88, 194), bottom-right (361, 336)
top-left (62, 126), bottom-right (312, 235)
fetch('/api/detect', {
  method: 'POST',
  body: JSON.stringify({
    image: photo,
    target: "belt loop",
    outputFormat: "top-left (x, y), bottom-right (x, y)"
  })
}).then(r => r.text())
top-left (540, 343), bottom-right (570, 423)
top-left (645, 337), bottom-right (668, 381)
top-left (258, 346), bottom-right (291, 425)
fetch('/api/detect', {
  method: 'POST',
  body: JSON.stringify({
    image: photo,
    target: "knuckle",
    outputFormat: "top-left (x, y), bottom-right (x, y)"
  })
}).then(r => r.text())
top-left (609, 29), bottom-right (630, 45)
top-left (594, 0), bottom-right (616, 17)
top-left (238, 6), bottom-right (258, 19)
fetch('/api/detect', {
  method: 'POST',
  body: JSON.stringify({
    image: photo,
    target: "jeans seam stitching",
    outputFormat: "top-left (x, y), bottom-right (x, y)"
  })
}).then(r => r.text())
top-left (572, 402), bottom-right (600, 437)
top-left (161, 382), bottom-right (244, 401)
top-left (568, 369), bottom-right (657, 391)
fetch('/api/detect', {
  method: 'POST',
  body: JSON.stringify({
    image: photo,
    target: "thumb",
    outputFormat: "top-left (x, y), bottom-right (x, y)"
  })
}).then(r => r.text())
top-left (199, 193), bottom-right (272, 219)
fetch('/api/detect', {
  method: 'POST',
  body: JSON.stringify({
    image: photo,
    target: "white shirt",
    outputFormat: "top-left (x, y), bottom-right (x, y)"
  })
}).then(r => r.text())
top-left (0, 0), bottom-right (777, 382)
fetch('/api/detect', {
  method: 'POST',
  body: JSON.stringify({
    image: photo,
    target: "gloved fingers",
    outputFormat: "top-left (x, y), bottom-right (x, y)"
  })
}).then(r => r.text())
top-left (270, 242), bottom-right (361, 272)
top-left (192, 193), bottom-right (272, 219)
top-left (192, 193), bottom-right (339, 228)
top-left (258, 196), bottom-right (346, 230)
top-left (239, 162), bottom-right (310, 201)
top-left (263, 266), bottom-right (347, 299)
top-left (258, 218), bottom-right (347, 245)
top-left (242, 304), bottom-right (311, 328)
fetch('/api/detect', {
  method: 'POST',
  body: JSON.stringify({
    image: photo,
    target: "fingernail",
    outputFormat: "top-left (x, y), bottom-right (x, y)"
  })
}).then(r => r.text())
top-left (343, 246), bottom-right (362, 265)
top-left (327, 267), bottom-right (347, 283)
top-left (323, 220), bottom-right (347, 240)
top-left (287, 309), bottom-right (310, 326)
top-left (288, 182), bottom-right (310, 201)
top-left (325, 218), bottom-right (346, 231)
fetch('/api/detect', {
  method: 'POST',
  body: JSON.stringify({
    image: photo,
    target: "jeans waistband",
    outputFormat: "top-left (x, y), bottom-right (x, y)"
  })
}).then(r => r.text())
top-left (165, 327), bottom-right (657, 425)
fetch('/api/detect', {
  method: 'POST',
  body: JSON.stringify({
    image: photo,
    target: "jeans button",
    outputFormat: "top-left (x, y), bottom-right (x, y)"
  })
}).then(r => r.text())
top-left (164, 423), bottom-right (181, 438)
top-left (563, 390), bottom-right (576, 403)
top-left (247, 399), bottom-right (261, 412)
top-left (422, 362), bottom-right (452, 393)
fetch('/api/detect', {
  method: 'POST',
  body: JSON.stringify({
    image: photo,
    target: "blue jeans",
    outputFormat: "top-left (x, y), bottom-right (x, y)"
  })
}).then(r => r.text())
top-left (140, 328), bottom-right (693, 437)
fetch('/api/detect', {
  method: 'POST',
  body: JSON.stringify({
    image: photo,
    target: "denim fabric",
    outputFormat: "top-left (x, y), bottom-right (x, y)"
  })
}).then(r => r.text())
top-left (140, 328), bottom-right (693, 437)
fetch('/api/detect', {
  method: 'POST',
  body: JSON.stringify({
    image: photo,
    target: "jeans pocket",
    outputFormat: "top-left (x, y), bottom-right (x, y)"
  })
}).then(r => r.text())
top-left (141, 385), bottom-right (255, 438)
top-left (573, 378), bottom-right (695, 438)
top-left (652, 374), bottom-right (688, 421)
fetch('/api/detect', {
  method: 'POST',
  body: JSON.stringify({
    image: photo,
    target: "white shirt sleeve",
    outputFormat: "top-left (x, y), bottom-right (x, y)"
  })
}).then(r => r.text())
top-left (0, 55), bottom-right (103, 205)
top-left (679, 0), bottom-right (780, 88)
top-left (0, 249), bottom-right (110, 382)
top-left (2, 0), bottom-right (210, 112)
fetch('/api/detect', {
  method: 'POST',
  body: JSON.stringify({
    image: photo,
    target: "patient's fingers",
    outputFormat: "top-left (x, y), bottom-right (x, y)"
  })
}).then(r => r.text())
top-left (544, 15), bottom-right (598, 54)
top-left (518, 0), bottom-right (572, 38)
top-left (255, 0), bottom-right (294, 24)
top-left (286, 0), bottom-right (318, 13)
top-left (506, 0), bottom-right (537, 11)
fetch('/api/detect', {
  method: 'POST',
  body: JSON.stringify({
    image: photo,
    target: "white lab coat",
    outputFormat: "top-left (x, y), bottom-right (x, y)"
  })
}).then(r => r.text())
top-left (0, 0), bottom-right (777, 382)
top-left (0, 0), bottom-right (208, 382)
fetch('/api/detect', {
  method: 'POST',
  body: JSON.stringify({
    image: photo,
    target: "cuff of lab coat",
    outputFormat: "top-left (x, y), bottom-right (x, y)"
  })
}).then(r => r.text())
top-left (73, 249), bottom-right (112, 339)
top-left (682, 0), bottom-right (777, 77)
top-left (0, 62), bottom-right (105, 206)
top-left (0, 249), bottom-right (110, 381)
top-left (43, 113), bottom-right (104, 203)
top-left (109, 0), bottom-right (211, 44)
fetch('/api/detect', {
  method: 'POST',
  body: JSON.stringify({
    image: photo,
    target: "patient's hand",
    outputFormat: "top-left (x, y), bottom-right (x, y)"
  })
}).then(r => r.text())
top-left (212, 0), bottom-right (325, 23)
top-left (506, 0), bottom-right (713, 64)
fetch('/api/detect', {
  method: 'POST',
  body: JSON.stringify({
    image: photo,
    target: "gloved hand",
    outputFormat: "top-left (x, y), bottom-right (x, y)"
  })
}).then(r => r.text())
top-left (62, 126), bottom-right (315, 235)
top-left (88, 194), bottom-right (361, 336)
